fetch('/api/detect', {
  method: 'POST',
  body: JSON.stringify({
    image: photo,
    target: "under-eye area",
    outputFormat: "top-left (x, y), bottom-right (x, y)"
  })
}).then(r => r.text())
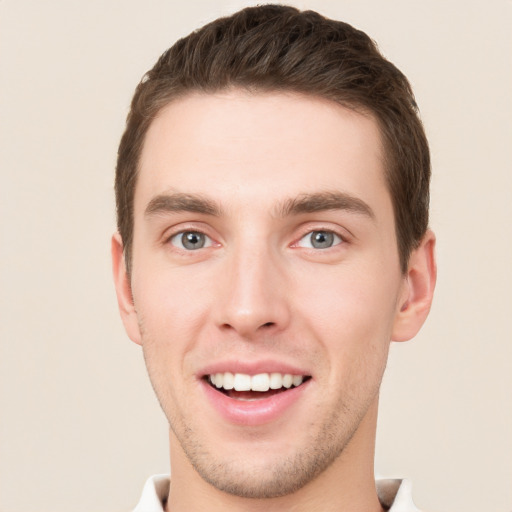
top-left (205, 372), bottom-right (312, 400)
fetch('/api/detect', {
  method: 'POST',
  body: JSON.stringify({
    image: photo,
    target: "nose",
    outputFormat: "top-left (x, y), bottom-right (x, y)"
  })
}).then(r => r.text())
top-left (214, 243), bottom-right (291, 339)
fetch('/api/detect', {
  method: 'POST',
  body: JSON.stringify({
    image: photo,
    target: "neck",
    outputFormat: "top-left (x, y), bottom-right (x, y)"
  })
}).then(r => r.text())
top-left (166, 400), bottom-right (383, 512)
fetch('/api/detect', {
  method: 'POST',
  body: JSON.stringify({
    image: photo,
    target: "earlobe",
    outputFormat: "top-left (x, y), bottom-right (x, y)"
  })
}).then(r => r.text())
top-left (111, 233), bottom-right (142, 345)
top-left (392, 230), bottom-right (437, 342)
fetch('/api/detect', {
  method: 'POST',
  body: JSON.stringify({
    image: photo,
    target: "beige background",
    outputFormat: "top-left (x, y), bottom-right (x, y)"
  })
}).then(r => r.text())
top-left (1, 0), bottom-right (511, 511)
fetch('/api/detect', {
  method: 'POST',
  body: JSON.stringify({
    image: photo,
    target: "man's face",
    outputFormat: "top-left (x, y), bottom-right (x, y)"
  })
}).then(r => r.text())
top-left (120, 91), bottom-right (410, 497)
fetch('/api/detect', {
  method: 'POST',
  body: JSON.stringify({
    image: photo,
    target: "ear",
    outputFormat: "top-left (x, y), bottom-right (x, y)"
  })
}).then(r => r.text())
top-left (111, 233), bottom-right (142, 345)
top-left (392, 229), bottom-right (437, 342)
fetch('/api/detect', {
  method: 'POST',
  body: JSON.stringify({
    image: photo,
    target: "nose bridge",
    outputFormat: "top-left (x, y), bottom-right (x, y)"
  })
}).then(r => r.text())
top-left (216, 234), bottom-right (289, 336)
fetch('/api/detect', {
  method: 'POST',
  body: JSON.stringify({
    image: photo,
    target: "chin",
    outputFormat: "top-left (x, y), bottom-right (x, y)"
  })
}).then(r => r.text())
top-left (192, 451), bottom-right (332, 499)
top-left (173, 414), bottom-right (356, 500)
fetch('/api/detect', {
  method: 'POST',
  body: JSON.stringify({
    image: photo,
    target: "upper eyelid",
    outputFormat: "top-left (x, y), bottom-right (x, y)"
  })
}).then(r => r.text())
top-left (293, 229), bottom-right (344, 248)
top-left (169, 230), bottom-right (214, 249)
top-left (169, 230), bottom-right (211, 240)
top-left (293, 223), bottom-right (351, 243)
top-left (161, 222), bottom-right (351, 245)
top-left (163, 223), bottom-right (217, 241)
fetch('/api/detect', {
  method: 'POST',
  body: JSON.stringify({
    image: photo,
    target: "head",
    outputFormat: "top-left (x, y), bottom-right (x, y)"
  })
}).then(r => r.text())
top-left (112, 5), bottom-right (436, 506)
top-left (116, 4), bottom-right (430, 277)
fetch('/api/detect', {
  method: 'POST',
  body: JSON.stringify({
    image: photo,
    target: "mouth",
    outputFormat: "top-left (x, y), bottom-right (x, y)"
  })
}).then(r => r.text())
top-left (205, 372), bottom-right (311, 401)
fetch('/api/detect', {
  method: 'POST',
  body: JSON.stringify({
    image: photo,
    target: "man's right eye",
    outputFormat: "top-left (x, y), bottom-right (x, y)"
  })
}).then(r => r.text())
top-left (169, 231), bottom-right (213, 250)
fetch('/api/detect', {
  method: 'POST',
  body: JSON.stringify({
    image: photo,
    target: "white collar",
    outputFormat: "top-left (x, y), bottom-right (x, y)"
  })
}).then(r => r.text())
top-left (133, 474), bottom-right (420, 511)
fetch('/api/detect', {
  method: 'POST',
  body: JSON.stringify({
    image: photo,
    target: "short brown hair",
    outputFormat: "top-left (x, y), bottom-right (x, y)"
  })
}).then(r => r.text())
top-left (116, 4), bottom-right (430, 273)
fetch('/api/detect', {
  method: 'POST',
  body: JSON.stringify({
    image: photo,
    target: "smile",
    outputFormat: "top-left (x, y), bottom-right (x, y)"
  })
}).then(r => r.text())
top-left (206, 372), bottom-right (311, 405)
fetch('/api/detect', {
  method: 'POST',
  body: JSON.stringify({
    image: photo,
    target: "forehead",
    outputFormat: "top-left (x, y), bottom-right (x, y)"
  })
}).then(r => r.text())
top-left (136, 90), bottom-right (389, 217)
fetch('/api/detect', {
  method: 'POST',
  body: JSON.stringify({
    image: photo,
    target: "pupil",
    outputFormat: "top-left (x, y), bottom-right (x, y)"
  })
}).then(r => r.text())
top-left (183, 232), bottom-right (204, 249)
top-left (311, 231), bottom-right (333, 249)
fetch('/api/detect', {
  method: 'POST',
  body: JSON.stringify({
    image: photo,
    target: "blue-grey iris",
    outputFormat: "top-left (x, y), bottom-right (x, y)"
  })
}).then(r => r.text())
top-left (310, 231), bottom-right (334, 249)
top-left (182, 232), bottom-right (206, 250)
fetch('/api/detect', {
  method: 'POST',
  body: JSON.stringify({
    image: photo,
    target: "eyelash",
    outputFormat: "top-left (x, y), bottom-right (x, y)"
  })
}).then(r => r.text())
top-left (166, 229), bottom-right (216, 251)
top-left (165, 226), bottom-right (346, 252)
top-left (294, 229), bottom-right (344, 250)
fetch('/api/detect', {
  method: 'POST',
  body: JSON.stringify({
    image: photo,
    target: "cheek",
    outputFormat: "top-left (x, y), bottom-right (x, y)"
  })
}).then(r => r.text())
top-left (134, 283), bottom-right (203, 420)
top-left (130, 268), bottom-right (212, 396)
top-left (294, 265), bottom-right (399, 372)
top-left (299, 265), bottom-right (398, 330)
top-left (133, 259), bottom-right (214, 331)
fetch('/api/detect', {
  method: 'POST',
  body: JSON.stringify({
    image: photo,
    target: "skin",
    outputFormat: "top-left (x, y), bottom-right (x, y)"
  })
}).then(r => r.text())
top-left (112, 90), bottom-right (436, 512)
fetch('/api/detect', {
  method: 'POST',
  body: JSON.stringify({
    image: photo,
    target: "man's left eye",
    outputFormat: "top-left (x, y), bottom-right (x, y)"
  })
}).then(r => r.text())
top-left (169, 231), bottom-right (213, 250)
top-left (296, 230), bottom-right (343, 249)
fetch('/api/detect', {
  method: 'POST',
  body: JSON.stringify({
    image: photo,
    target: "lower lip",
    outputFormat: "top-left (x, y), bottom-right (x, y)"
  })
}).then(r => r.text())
top-left (201, 379), bottom-right (310, 426)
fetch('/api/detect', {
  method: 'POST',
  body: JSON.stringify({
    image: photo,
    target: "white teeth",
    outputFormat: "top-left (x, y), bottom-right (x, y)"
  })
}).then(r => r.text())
top-left (233, 373), bottom-right (251, 391)
top-left (208, 372), bottom-right (306, 392)
top-left (292, 375), bottom-right (303, 387)
top-left (251, 373), bottom-right (270, 392)
top-left (269, 372), bottom-right (283, 389)
top-left (223, 372), bottom-right (234, 390)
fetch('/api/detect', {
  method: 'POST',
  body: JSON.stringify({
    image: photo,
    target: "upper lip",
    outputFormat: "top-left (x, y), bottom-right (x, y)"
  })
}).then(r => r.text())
top-left (198, 359), bottom-right (311, 378)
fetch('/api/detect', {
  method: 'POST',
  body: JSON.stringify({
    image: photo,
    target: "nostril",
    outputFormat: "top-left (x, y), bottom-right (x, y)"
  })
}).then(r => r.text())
top-left (262, 322), bottom-right (275, 328)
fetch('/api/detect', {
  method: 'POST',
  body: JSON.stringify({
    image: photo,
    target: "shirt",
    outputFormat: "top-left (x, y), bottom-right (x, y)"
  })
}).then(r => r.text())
top-left (133, 474), bottom-right (421, 511)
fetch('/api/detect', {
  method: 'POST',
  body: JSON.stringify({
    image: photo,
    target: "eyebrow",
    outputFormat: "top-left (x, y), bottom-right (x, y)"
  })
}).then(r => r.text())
top-left (275, 191), bottom-right (375, 219)
top-left (144, 190), bottom-right (375, 220)
top-left (145, 192), bottom-right (222, 217)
